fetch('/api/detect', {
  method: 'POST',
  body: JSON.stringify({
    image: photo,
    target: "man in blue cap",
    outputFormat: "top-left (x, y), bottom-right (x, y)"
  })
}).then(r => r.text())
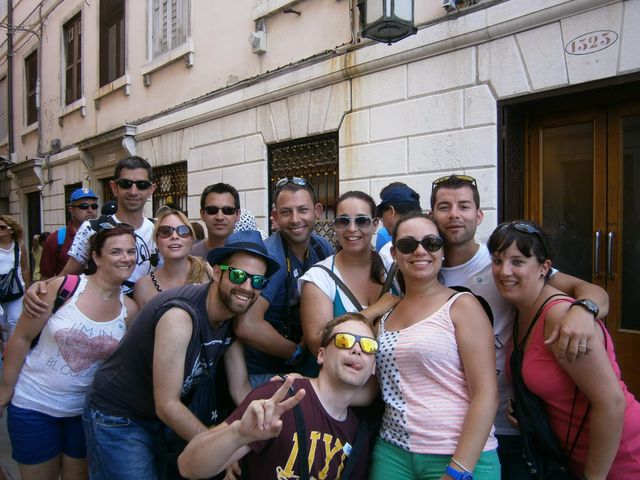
top-left (39, 187), bottom-right (99, 279)
top-left (83, 230), bottom-right (280, 480)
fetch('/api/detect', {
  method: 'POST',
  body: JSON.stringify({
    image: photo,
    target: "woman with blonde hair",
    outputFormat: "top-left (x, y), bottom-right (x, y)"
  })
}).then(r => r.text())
top-left (134, 209), bottom-right (211, 308)
top-left (0, 215), bottom-right (30, 342)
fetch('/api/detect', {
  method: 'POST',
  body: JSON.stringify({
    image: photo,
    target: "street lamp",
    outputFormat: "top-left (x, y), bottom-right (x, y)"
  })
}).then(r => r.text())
top-left (357, 0), bottom-right (417, 45)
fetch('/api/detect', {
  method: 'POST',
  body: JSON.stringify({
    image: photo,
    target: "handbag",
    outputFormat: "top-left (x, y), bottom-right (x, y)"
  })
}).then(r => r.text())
top-left (511, 294), bottom-right (589, 480)
top-left (0, 242), bottom-right (25, 302)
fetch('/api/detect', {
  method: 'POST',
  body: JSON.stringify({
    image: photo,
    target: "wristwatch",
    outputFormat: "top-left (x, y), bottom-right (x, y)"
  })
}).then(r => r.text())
top-left (445, 465), bottom-right (473, 480)
top-left (570, 299), bottom-right (599, 318)
top-left (285, 344), bottom-right (304, 366)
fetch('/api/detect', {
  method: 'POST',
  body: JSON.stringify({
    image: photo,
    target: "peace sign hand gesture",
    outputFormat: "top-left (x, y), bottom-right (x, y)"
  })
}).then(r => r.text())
top-left (238, 375), bottom-right (306, 443)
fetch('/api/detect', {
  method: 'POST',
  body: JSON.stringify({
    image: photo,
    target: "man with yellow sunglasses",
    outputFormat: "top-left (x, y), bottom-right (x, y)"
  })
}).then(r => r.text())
top-left (178, 312), bottom-right (377, 480)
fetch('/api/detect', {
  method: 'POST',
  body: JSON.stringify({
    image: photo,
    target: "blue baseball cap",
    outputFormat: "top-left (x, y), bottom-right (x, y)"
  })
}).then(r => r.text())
top-left (70, 187), bottom-right (98, 202)
top-left (207, 230), bottom-right (280, 277)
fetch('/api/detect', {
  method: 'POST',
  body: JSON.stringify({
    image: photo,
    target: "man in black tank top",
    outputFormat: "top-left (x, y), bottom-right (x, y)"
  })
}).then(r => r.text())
top-left (83, 231), bottom-right (280, 480)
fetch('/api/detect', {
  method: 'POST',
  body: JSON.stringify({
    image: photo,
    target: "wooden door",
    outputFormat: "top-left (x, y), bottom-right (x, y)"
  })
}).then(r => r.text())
top-left (528, 103), bottom-right (640, 397)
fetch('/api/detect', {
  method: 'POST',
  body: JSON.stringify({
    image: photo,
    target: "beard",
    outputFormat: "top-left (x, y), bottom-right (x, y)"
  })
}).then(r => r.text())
top-left (218, 285), bottom-right (258, 315)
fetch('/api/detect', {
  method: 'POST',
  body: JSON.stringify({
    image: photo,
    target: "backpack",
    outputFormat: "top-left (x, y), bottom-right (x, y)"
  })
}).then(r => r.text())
top-left (56, 227), bottom-right (67, 253)
top-left (30, 275), bottom-right (81, 349)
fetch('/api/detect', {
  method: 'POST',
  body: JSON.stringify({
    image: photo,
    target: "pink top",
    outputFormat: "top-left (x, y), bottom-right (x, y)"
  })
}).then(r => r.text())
top-left (377, 292), bottom-right (497, 454)
top-left (521, 299), bottom-right (640, 477)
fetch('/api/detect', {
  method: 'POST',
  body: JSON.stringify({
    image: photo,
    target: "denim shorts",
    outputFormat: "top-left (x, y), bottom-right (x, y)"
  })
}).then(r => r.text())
top-left (7, 403), bottom-right (86, 464)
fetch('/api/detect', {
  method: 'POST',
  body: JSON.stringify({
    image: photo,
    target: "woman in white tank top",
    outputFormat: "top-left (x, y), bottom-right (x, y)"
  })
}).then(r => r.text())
top-left (0, 224), bottom-right (139, 480)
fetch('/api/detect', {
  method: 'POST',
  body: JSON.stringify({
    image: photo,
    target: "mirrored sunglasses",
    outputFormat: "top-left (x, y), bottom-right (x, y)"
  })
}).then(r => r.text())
top-left (115, 179), bottom-right (152, 190)
top-left (395, 235), bottom-right (444, 254)
top-left (274, 176), bottom-right (314, 191)
top-left (327, 332), bottom-right (378, 355)
top-left (333, 215), bottom-right (374, 231)
top-left (72, 203), bottom-right (99, 210)
top-left (219, 265), bottom-right (269, 290)
top-left (203, 205), bottom-right (238, 216)
top-left (431, 174), bottom-right (477, 191)
top-left (157, 225), bottom-right (192, 239)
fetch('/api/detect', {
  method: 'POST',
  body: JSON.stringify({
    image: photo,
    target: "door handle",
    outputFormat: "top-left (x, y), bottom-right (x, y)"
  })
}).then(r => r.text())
top-left (594, 230), bottom-right (601, 277)
top-left (606, 231), bottom-right (614, 279)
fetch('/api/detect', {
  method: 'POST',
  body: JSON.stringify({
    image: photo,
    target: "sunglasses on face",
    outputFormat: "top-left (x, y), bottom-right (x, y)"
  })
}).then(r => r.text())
top-left (325, 332), bottom-right (378, 355)
top-left (114, 179), bottom-right (152, 190)
top-left (203, 205), bottom-right (238, 216)
top-left (497, 221), bottom-right (549, 257)
top-left (395, 235), bottom-right (444, 254)
top-left (157, 225), bottom-right (192, 239)
top-left (72, 203), bottom-right (99, 210)
top-left (333, 215), bottom-right (374, 231)
top-left (274, 176), bottom-right (314, 191)
top-left (219, 265), bottom-right (269, 290)
top-left (0, 225), bottom-right (12, 231)
top-left (431, 174), bottom-right (477, 191)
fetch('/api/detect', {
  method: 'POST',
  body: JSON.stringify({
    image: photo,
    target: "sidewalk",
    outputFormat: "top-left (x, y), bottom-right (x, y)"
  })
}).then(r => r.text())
top-left (0, 409), bottom-right (18, 480)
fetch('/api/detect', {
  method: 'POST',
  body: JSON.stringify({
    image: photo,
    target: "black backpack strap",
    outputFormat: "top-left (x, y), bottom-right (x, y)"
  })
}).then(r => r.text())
top-left (448, 285), bottom-right (494, 326)
top-left (340, 418), bottom-right (370, 480)
top-left (286, 381), bottom-right (309, 480)
top-left (311, 264), bottom-right (363, 312)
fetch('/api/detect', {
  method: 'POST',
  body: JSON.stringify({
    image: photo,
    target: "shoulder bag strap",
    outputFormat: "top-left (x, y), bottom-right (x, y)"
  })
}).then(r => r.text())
top-left (514, 293), bottom-right (569, 351)
top-left (13, 240), bottom-right (19, 267)
top-left (379, 262), bottom-right (397, 297)
top-left (53, 275), bottom-right (81, 314)
top-left (286, 381), bottom-right (309, 480)
top-left (311, 264), bottom-right (363, 312)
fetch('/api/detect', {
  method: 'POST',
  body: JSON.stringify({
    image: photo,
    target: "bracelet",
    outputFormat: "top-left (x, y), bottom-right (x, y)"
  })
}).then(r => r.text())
top-left (451, 457), bottom-right (471, 473)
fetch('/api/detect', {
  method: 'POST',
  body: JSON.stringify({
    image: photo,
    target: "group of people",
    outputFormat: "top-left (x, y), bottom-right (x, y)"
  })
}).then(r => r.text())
top-left (0, 155), bottom-right (638, 480)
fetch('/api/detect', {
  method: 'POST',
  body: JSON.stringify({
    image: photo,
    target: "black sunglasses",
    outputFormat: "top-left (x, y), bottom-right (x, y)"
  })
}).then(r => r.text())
top-left (0, 225), bottom-right (12, 231)
top-left (115, 179), bottom-right (152, 190)
top-left (431, 174), bottom-right (477, 191)
top-left (72, 203), bottom-right (99, 210)
top-left (157, 225), bottom-right (192, 239)
top-left (274, 176), bottom-right (314, 191)
top-left (497, 221), bottom-right (549, 257)
top-left (395, 235), bottom-right (444, 254)
top-left (333, 215), bottom-right (374, 231)
top-left (219, 265), bottom-right (269, 290)
top-left (203, 205), bottom-right (238, 216)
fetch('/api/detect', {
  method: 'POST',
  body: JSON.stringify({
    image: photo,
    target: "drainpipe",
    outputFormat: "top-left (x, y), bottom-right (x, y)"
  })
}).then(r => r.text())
top-left (7, 0), bottom-right (14, 162)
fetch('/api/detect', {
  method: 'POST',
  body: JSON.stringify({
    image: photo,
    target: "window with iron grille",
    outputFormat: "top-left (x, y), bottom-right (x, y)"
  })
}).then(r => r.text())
top-left (152, 161), bottom-right (188, 216)
top-left (64, 182), bottom-right (82, 224)
top-left (99, 0), bottom-right (125, 87)
top-left (64, 13), bottom-right (82, 105)
top-left (151, 0), bottom-right (189, 58)
top-left (268, 133), bottom-right (339, 242)
top-left (25, 50), bottom-right (38, 125)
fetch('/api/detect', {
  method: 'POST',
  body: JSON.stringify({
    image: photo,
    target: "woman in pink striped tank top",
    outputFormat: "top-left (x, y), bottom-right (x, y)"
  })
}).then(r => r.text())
top-left (371, 213), bottom-right (500, 480)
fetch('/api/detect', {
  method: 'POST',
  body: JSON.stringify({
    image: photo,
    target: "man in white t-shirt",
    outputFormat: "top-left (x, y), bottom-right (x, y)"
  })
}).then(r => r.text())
top-left (430, 174), bottom-right (609, 479)
top-left (23, 157), bottom-right (158, 315)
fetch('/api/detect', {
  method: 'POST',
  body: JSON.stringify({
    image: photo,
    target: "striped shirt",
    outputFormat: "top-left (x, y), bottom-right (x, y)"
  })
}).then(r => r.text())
top-left (376, 292), bottom-right (497, 454)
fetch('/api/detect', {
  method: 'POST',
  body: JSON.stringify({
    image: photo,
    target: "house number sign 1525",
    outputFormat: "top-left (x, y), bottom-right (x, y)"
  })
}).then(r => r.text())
top-left (565, 30), bottom-right (618, 55)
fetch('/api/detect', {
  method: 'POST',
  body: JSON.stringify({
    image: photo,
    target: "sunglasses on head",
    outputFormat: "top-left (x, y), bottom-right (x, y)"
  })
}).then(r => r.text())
top-left (395, 235), bottom-right (444, 254)
top-left (203, 205), bottom-right (237, 216)
top-left (157, 225), bottom-right (192, 239)
top-left (73, 203), bottom-right (99, 210)
top-left (431, 174), bottom-right (477, 191)
top-left (325, 332), bottom-right (378, 355)
top-left (219, 265), bottom-right (269, 290)
top-left (115, 179), bottom-right (152, 190)
top-left (0, 225), bottom-right (12, 231)
top-left (97, 222), bottom-right (135, 234)
top-left (274, 176), bottom-right (314, 191)
top-left (497, 221), bottom-right (549, 257)
top-left (333, 215), bottom-right (374, 231)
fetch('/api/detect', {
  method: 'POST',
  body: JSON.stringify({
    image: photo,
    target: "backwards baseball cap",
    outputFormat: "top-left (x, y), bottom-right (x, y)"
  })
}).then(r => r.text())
top-left (70, 187), bottom-right (98, 202)
top-left (207, 230), bottom-right (280, 277)
top-left (376, 185), bottom-right (421, 215)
